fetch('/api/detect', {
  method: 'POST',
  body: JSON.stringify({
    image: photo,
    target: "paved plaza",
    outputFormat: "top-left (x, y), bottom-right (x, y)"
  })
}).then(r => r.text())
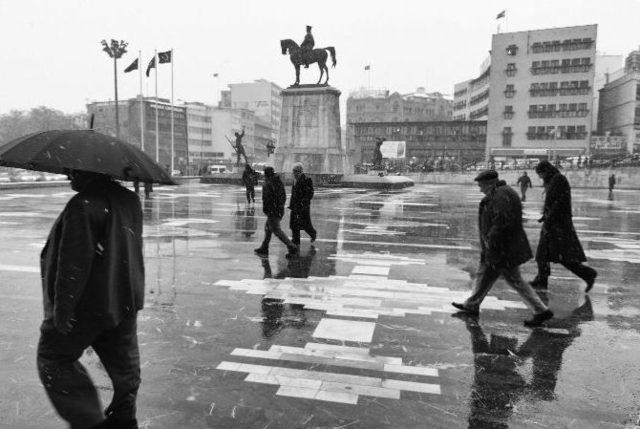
top-left (1, 181), bottom-right (640, 428)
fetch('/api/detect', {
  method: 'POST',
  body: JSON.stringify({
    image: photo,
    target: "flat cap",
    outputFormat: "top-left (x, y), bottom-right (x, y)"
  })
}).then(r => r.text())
top-left (474, 169), bottom-right (499, 182)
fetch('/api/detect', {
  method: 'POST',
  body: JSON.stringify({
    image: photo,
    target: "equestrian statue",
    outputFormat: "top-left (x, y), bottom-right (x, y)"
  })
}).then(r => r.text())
top-left (280, 25), bottom-right (337, 86)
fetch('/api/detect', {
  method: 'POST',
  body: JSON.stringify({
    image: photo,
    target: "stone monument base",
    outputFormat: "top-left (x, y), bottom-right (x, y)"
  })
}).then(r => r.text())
top-left (274, 85), bottom-right (349, 175)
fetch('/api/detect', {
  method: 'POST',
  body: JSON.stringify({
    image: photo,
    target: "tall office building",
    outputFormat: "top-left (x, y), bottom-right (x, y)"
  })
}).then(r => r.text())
top-left (486, 25), bottom-right (597, 161)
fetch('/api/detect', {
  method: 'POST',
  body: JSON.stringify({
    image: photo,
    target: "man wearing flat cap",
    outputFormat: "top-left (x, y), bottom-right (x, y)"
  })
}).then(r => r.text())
top-left (452, 170), bottom-right (553, 327)
top-left (300, 25), bottom-right (314, 68)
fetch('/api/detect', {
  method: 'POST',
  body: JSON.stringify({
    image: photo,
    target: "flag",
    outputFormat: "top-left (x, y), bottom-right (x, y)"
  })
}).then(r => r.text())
top-left (158, 50), bottom-right (172, 64)
top-left (124, 58), bottom-right (138, 73)
top-left (496, 10), bottom-right (505, 19)
top-left (213, 73), bottom-right (219, 77)
top-left (364, 65), bottom-right (370, 71)
top-left (146, 57), bottom-right (155, 77)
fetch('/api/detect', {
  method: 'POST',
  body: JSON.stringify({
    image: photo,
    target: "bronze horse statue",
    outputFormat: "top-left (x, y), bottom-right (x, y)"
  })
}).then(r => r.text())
top-left (280, 39), bottom-right (336, 86)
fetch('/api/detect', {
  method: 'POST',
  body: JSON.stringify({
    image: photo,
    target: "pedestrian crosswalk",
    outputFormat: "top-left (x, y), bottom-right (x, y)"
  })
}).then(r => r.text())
top-left (214, 252), bottom-right (528, 405)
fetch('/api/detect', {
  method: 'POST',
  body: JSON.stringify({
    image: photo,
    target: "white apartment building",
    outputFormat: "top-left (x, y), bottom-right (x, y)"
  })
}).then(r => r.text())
top-left (453, 57), bottom-right (490, 121)
top-left (486, 25), bottom-right (597, 161)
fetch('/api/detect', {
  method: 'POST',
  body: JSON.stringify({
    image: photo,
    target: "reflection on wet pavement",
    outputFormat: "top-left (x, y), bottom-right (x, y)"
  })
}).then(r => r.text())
top-left (1, 182), bottom-right (640, 428)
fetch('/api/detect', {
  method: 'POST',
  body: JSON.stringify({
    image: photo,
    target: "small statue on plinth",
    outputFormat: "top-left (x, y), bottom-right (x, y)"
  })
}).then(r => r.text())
top-left (280, 26), bottom-right (337, 86)
top-left (226, 126), bottom-right (249, 167)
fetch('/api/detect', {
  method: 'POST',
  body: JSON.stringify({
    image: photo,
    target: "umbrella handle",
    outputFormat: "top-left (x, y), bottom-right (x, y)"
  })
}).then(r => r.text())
top-left (89, 114), bottom-right (95, 130)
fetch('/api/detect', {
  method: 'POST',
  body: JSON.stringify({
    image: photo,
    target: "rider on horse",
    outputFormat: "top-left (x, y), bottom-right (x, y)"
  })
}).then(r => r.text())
top-left (300, 25), bottom-right (314, 68)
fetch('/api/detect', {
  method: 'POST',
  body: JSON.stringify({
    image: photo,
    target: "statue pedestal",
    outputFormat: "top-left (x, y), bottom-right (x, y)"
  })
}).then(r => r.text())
top-left (274, 86), bottom-right (348, 179)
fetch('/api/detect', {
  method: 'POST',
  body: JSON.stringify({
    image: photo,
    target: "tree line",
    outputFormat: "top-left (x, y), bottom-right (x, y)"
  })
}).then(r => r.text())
top-left (0, 107), bottom-right (87, 145)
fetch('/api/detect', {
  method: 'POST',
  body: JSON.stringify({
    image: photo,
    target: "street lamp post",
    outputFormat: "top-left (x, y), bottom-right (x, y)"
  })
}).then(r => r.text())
top-left (101, 39), bottom-right (128, 139)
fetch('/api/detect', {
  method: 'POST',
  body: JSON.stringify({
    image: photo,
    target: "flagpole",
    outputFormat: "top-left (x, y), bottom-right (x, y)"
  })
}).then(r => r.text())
top-left (139, 50), bottom-right (144, 152)
top-left (154, 49), bottom-right (159, 163)
top-left (170, 48), bottom-right (175, 174)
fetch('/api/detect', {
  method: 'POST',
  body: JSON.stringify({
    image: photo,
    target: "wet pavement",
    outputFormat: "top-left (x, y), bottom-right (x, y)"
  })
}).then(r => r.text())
top-left (1, 182), bottom-right (640, 428)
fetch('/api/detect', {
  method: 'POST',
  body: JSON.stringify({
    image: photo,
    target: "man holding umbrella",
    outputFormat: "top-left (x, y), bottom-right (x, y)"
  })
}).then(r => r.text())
top-left (37, 170), bottom-right (144, 429)
top-left (0, 129), bottom-right (175, 429)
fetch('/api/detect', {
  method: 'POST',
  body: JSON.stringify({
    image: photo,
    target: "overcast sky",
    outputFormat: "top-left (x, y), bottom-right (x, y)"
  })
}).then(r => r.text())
top-left (1, 0), bottom-right (639, 115)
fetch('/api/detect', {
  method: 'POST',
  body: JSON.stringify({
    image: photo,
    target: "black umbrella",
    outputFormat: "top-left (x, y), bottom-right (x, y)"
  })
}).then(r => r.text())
top-left (0, 130), bottom-right (176, 185)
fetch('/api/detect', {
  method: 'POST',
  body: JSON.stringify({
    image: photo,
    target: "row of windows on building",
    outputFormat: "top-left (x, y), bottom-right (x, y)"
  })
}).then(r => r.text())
top-left (531, 38), bottom-right (594, 53)
top-left (470, 106), bottom-right (489, 120)
top-left (530, 58), bottom-right (592, 75)
top-left (188, 151), bottom-right (225, 158)
top-left (530, 80), bottom-right (591, 97)
top-left (187, 114), bottom-right (211, 123)
top-left (187, 126), bottom-right (212, 135)
top-left (502, 103), bottom-right (589, 119)
top-left (470, 89), bottom-right (490, 106)
top-left (501, 125), bottom-right (588, 144)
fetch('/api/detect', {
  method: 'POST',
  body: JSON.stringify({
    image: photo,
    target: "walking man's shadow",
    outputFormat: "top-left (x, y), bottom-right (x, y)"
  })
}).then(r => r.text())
top-left (258, 248), bottom-right (317, 338)
top-left (455, 297), bottom-right (593, 427)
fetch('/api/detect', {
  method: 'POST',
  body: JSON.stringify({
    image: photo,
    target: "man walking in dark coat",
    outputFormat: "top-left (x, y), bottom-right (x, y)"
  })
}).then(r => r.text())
top-left (516, 171), bottom-right (532, 202)
top-left (254, 167), bottom-right (298, 258)
top-left (608, 173), bottom-right (616, 193)
top-left (242, 164), bottom-right (258, 204)
top-left (452, 170), bottom-right (553, 327)
top-left (289, 163), bottom-right (317, 246)
top-left (38, 170), bottom-right (144, 429)
top-left (530, 161), bottom-right (597, 291)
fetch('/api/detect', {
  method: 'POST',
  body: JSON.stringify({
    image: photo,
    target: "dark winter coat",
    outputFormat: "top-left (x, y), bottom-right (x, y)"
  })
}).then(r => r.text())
top-left (478, 180), bottom-right (533, 268)
top-left (262, 174), bottom-right (287, 218)
top-left (535, 172), bottom-right (586, 263)
top-left (289, 174), bottom-right (314, 230)
top-left (517, 175), bottom-right (532, 189)
top-left (41, 180), bottom-right (144, 330)
top-left (242, 169), bottom-right (258, 187)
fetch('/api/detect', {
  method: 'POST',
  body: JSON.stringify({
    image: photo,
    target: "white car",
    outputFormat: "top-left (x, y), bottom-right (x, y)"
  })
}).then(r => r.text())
top-left (13, 172), bottom-right (39, 182)
top-left (171, 169), bottom-right (182, 176)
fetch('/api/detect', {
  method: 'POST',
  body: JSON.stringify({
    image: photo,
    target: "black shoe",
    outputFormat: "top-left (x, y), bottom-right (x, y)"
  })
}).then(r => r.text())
top-left (254, 247), bottom-right (268, 256)
top-left (450, 311), bottom-right (479, 325)
top-left (451, 302), bottom-right (479, 315)
top-left (524, 309), bottom-right (554, 327)
top-left (585, 270), bottom-right (598, 293)
top-left (310, 233), bottom-right (317, 243)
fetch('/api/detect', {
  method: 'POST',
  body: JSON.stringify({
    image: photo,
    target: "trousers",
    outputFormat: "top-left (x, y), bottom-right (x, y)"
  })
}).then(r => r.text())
top-left (37, 314), bottom-right (140, 429)
top-left (260, 215), bottom-right (295, 250)
top-left (465, 262), bottom-right (548, 314)
top-left (245, 186), bottom-right (255, 203)
top-left (536, 260), bottom-right (596, 282)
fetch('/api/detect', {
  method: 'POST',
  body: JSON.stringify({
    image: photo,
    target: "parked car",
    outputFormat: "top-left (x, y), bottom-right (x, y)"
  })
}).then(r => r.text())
top-left (11, 171), bottom-right (39, 182)
top-left (208, 165), bottom-right (227, 174)
top-left (171, 169), bottom-right (182, 176)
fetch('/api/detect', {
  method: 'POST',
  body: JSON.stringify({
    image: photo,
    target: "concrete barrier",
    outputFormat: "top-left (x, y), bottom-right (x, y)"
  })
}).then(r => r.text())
top-left (406, 167), bottom-right (640, 189)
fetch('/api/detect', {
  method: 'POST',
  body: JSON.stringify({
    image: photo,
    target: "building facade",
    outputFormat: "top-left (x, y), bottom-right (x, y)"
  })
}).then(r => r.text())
top-left (184, 102), bottom-right (223, 173)
top-left (598, 67), bottom-right (640, 153)
top-left (453, 57), bottom-right (491, 121)
top-left (87, 97), bottom-right (188, 173)
top-left (353, 121), bottom-right (487, 165)
top-left (346, 87), bottom-right (453, 163)
top-left (486, 25), bottom-right (597, 161)
top-left (224, 80), bottom-right (282, 144)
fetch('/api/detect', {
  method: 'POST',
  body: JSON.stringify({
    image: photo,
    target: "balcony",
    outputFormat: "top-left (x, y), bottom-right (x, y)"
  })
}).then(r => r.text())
top-left (531, 39), bottom-right (594, 53)
top-left (526, 132), bottom-right (587, 140)
top-left (530, 64), bottom-right (592, 75)
top-left (528, 110), bottom-right (589, 119)
top-left (504, 90), bottom-right (516, 98)
top-left (529, 87), bottom-right (591, 97)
